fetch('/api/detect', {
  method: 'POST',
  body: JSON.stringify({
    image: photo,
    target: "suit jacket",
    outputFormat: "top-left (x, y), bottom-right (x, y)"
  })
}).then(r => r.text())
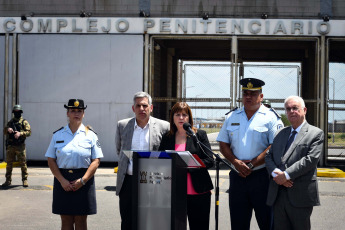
top-left (158, 129), bottom-right (214, 193)
top-left (265, 122), bottom-right (324, 207)
top-left (115, 116), bottom-right (170, 195)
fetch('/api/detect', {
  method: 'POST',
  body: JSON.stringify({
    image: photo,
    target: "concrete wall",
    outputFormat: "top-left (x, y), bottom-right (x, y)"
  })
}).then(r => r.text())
top-left (1, 0), bottom-right (342, 19)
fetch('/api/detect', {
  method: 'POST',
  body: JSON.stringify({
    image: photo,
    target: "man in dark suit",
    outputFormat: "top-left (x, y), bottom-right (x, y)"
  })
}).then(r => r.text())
top-left (265, 95), bottom-right (324, 230)
top-left (115, 91), bottom-right (169, 230)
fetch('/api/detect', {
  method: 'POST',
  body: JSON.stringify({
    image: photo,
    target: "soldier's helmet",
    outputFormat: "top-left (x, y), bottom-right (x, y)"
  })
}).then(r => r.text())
top-left (12, 104), bottom-right (23, 113)
top-left (262, 99), bottom-right (271, 108)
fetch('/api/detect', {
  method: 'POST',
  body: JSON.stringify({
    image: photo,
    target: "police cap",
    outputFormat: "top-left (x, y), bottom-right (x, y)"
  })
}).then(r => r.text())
top-left (64, 99), bottom-right (87, 110)
top-left (240, 78), bottom-right (265, 91)
top-left (12, 104), bottom-right (23, 113)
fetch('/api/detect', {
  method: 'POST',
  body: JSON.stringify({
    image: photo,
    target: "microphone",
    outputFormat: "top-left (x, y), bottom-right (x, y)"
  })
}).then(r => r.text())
top-left (183, 123), bottom-right (196, 137)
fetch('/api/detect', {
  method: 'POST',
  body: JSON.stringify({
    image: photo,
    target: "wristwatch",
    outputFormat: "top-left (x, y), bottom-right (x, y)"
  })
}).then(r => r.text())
top-left (247, 162), bottom-right (254, 169)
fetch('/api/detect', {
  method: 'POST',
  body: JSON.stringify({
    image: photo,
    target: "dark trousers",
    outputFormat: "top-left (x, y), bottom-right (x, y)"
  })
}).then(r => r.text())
top-left (187, 192), bottom-right (211, 230)
top-left (229, 168), bottom-right (272, 230)
top-left (119, 175), bottom-right (132, 230)
top-left (273, 189), bottom-right (313, 230)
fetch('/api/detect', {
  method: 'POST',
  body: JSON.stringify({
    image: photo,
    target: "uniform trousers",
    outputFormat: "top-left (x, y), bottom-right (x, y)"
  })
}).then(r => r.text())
top-left (229, 168), bottom-right (272, 230)
top-left (5, 144), bottom-right (28, 182)
top-left (119, 174), bottom-right (133, 230)
top-left (273, 188), bottom-right (313, 230)
top-left (187, 192), bottom-right (211, 230)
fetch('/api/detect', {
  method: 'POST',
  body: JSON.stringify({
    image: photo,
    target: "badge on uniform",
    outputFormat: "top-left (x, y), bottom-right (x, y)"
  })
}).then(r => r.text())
top-left (56, 140), bottom-right (64, 143)
top-left (231, 123), bottom-right (240, 126)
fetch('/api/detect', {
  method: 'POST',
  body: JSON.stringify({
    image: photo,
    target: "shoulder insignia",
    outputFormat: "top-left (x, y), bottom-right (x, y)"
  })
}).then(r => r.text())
top-left (270, 108), bottom-right (281, 118)
top-left (53, 127), bottom-right (64, 134)
top-left (225, 107), bottom-right (238, 115)
top-left (86, 125), bottom-right (97, 135)
top-left (89, 128), bottom-right (97, 135)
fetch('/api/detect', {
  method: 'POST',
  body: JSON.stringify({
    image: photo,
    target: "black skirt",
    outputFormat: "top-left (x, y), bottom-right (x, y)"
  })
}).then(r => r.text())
top-left (52, 168), bottom-right (97, 215)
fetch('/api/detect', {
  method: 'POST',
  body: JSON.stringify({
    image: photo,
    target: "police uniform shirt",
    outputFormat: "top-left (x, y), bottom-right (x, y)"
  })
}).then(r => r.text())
top-left (45, 124), bottom-right (103, 169)
top-left (217, 104), bottom-right (283, 169)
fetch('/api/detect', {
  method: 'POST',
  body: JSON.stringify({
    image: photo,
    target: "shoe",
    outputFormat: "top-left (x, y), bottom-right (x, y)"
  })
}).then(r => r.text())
top-left (23, 180), bottom-right (28, 187)
top-left (2, 181), bottom-right (11, 187)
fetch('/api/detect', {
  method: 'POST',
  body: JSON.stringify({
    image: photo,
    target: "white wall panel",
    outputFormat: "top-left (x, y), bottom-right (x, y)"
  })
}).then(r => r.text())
top-left (1, 35), bottom-right (14, 161)
top-left (0, 36), bottom-right (4, 160)
top-left (18, 34), bottom-right (143, 162)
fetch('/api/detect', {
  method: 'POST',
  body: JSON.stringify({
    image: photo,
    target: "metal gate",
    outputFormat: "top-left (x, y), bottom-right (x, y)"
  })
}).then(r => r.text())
top-left (182, 62), bottom-right (301, 132)
top-left (326, 38), bottom-right (345, 164)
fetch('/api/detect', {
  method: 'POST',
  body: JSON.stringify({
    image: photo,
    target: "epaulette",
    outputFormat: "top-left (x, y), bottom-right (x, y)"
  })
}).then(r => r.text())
top-left (86, 125), bottom-right (97, 135)
top-left (270, 108), bottom-right (281, 118)
top-left (88, 128), bottom-right (97, 135)
top-left (53, 127), bottom-right (64, 134)
top-left (225, 107), bottom-right (238, 115)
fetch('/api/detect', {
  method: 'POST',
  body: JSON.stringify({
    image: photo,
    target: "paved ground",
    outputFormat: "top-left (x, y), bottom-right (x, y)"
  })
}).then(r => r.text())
top-left (1, 166), bottom-right (345, 230)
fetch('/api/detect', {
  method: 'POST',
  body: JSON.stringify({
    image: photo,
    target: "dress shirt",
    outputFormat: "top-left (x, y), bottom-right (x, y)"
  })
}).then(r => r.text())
top-left (126, 118), bottom-right (150, 175)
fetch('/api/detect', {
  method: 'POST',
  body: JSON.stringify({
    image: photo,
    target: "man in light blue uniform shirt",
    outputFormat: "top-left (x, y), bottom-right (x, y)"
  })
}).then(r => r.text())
top-left (217, 78), bottom-right (283, 230)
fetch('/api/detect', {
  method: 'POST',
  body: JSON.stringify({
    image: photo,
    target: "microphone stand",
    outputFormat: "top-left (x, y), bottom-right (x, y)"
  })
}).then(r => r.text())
top-left (186, 130), bottom-right (237, 230)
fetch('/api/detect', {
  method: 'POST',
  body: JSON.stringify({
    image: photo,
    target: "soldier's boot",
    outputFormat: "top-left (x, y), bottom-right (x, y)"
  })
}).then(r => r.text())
top-left (2, 180), bottom-right (11, 187)
top-left (22, 167), bottom-right (28, 187)
top-left (22, 180), bottom-right (28, 187)
top-left (3, 166), bottom-right (13, 187)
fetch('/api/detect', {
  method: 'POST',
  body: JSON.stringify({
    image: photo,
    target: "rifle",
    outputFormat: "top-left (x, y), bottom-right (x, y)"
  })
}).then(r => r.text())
top-left (7, 120), bottom-right (25, 146)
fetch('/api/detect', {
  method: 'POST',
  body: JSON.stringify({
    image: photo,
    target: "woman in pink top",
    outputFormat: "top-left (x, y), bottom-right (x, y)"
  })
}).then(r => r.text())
top-left (159, 102), bottom-right (214, 230)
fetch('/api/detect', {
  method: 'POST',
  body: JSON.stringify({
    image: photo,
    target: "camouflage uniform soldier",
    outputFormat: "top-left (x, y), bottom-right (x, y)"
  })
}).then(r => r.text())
top-left (2, 105), bottom-right (31, 187)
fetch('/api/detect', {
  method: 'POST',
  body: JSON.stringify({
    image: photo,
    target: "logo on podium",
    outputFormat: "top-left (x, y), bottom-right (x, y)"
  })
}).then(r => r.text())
top-left (139, 171), bottom-right (148, 183)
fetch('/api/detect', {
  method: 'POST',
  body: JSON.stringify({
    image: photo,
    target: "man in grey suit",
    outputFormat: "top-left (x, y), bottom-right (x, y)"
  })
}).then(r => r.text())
top-left (115, 91), bottom-right (170, 230)
top-left (265, 95), bottom-right (324, 230)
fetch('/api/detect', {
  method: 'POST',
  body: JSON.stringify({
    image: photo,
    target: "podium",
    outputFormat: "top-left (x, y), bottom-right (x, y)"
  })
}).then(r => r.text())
top-left (128, 150), bottom-right (202, 230)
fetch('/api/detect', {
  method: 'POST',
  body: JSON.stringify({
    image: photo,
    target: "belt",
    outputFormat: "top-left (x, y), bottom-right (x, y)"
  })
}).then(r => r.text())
top-left (250, 167), bottom-right (266, 173)
top-left (59, 168), bottom-right (87, 174)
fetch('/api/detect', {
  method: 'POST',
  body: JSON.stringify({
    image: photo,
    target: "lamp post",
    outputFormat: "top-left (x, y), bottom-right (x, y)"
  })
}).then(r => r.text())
top-left (330, 78), bottom-right (335, 143)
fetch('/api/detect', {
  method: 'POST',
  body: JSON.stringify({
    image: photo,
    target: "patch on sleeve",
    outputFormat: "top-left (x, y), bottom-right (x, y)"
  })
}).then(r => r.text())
top-left (96, 140), bottom-right (101, 148)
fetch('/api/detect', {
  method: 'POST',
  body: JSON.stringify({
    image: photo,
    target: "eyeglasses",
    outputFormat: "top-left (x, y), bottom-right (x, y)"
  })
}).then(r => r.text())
top-left (285, 106), bottom-right (300, 112)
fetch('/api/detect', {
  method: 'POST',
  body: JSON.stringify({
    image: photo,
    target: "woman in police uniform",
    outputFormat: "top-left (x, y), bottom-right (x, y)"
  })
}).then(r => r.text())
top-left (45, 99), bottom-right (103, 230)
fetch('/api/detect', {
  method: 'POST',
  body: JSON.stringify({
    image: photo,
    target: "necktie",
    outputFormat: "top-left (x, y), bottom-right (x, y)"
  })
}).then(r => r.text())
top-left (284, 130), bottom-right (297, 153)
